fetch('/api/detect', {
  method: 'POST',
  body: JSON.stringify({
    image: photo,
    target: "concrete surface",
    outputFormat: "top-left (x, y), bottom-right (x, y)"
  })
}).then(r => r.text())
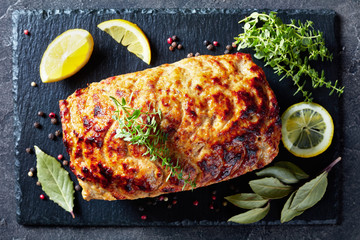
top-left (1, 0), bottom-right (360, 239)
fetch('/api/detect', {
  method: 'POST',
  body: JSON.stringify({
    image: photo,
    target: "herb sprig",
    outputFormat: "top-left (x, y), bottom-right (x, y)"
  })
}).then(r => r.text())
top-left (110, 96), bottom-right (196, 190)
top-left (226, 157), bottom-right (341, 224)
top-left (235, 12), bottom-right (344, 102)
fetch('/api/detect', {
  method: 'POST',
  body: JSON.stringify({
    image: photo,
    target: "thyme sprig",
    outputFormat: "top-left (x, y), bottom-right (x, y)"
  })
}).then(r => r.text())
top-left (235, 12), bottom-right (344, 102)
top-left (110, 96), bottom-right (196, 190)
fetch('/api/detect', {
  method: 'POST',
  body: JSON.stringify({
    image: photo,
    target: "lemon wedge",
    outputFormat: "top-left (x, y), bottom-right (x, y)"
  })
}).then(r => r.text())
top-left (97, 19), bottom-right (151, 65)
top-left (281, 102), bottom-right (334, 158)
top-left (40, 29), bottom-right (94, 83)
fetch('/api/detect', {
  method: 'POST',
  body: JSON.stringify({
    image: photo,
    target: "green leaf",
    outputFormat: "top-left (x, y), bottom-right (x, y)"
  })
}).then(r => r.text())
top-left (290, 172), bottom-right (328, 211)
top-left (275, 161), bottom-right (309, 180)
top-left (256, 166), bottom-right (299, 184)
top-left (280, 191), bottom-right (304, 223)
top-left (225, 193), bottom-right (268, 209)
top-left (228, 203), bottom-right (270, 224)
top-left (35, 146), bottom-right (75, 218)
top-left (121, 97), bottom-right (126, 106)
top-left (249, 177), bottom-right (293, 199)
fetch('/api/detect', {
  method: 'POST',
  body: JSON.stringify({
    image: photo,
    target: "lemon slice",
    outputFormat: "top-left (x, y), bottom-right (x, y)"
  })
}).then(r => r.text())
top-left (281, 102), bottom-right (334, 158)
top-left (97, 19), bottom-right (151, 65)
top-left (40, 29), bottom-right (94, 83)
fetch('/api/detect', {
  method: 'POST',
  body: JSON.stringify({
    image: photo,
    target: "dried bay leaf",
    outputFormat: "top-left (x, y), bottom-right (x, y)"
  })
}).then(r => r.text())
top-left (290, 172), bottom-right (328, 211)
top-left (225, 193), bottom-right (268, 209)
top-left (35, 146), bottom-right (75, 218)
top-left (228, 203), bottom-right (270, 224)
top-left (275, 161), bottom-right (309, 180)
top-left (249, 177), bottom-right (293, 199)
top-left (256, 166), bottom-right (299, 184)
top-left (280, 191), bottom-right (304, 223)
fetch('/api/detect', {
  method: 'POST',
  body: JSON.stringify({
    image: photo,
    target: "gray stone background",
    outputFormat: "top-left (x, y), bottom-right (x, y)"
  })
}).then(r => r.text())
top-left (1, 0), bottom-right (359, 239)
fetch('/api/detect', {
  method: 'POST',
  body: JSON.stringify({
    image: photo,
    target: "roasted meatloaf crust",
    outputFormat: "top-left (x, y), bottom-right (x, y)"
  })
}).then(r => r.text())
top-left (59, 53), bottom-right (281, 200)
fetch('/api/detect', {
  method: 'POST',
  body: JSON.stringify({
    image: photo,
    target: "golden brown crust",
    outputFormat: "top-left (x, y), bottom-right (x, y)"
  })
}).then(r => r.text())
top-left (59, 53), bottom-right (281, 200)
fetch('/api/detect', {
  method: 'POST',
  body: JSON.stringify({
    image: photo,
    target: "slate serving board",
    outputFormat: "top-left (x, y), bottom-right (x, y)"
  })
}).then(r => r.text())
top-left (13, 9), bottom-right (342, 226)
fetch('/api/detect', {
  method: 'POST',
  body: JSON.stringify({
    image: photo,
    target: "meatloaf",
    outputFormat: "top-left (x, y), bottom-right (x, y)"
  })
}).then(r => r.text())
top-left (59, 53), bottom-right (281, 200)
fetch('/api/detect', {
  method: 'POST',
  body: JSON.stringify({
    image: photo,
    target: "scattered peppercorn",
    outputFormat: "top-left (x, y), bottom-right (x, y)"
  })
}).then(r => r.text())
top-left (141, 215), bottom-right (147, 220)
top-left (167, 204), bottom-right (172, 209)
top-left (224, 49), bottom-right (230, 54)
top-left (169, 46), bottom-right (174, 51)
top-left (207, 44), bottom-right (214, 51)
top-left (213, 41), bottom-right (219, 46)
top-left (29, 167), bottom-right (36, 173)
top-left (39, 194), bottom-right (45, 200)
top-left (172, 35), bottom-right (178, 41)
top-left (31, 82), bottom-right (37, 87)
top-left (159, 196), bottom-right (164, 201)
top-left (28, 171), bottom-right (34, 177)
top-left (193, 200), bottom-right (199, 206)
top-left (48, 133), bottom-right (55, 140)
top-left (138, 206), bottom-right (144, 212)
top-left (177, 44), bottom-right (183, 50)
top-left (63, 160), bottom-right (69, 166)
top-left (222, 201), bottom-right (228, 207)
top-left (24, 29), bottom-right (29, 35)
top-left (171, 42), bottom-right (177, 48)
top-left (232, 42), bottom-right (237, 48)
top-left (37, 111), bottom-right (44, 117)
top-left (226, 45), bottom-right (233, 51)
top-left (36, 181), bottom-right (41, 186)
top-left (26, 148), bottom-right (32, 154)
top-left (187, 53), bottom-right (194, 58)
top-left (57, 154), bottom-right (63, 160)
top-left (172, 200), bottom-right (177, 205)
top-left (212, 190), bottom-right (217, 195)
top-left (209, 204), bottom-right (214, 210)
top-left (164, 197), bottom-right (169, 202)
top-left (203, 40), bottom-right (210, 46)
top-left (167, 37), bottom-right (173, 44)
top-left (75, 185), bottom-right (82, 191)
top-left (51, 118), bottom-right (58, 125)
top-left (55, 130), bottom-right (62, 137)
top-left (195, 52), bottom-right (200, 57)
top-left (49, 112), bottom-right (56, 118)
top-left (211, 195), bottom-right (216, 201)
top-left (33, 122), bottom-right (40, 128)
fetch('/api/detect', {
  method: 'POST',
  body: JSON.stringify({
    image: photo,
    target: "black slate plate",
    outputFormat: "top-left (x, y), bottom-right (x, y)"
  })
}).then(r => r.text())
top-left (12, 9), bottom-right (342, 226)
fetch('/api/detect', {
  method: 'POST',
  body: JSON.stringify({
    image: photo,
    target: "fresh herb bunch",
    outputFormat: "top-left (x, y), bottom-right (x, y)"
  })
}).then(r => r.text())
top-left (110, 96), bottom-right (196, 190)
top-left (226, 157), bottom-right (341, 224)
top-left (235, 12), bottom-right (344, 102)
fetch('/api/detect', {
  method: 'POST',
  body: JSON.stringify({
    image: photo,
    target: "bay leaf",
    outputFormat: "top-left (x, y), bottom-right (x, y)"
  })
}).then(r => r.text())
top-left (290, 172), bottom-right (328, 211)
top-left (280, 191), bottom-right (304, 223)
top-left (275, 161), bottom-right (309, 180)
top-left (256, 166), bottom-right (299, 184)
top-left (35, 146), bottom-right (75, 218)
top-left (225, 193), bottom-right (268, 209)
top-left (228, 203), bottom-right (270, 224)
top-left (249, 177), bottom-right (293, 199)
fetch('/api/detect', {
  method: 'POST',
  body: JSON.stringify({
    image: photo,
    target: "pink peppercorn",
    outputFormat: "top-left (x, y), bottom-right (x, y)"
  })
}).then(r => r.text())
top-left (159, 196), bottom-right (164, 201)
top-left (211, 195), bottom-right (216, 201)
top-left (40, 194), bottom-right (45, 200)
top-left (193, 200), bottom-right (199, 206)
top-left (172, 200), bottom-right (177, 205)
top-left (141, 215), bottom-right (147, 220)
top-left (24, 29), bottom-right (29, 35)
top-left (58, 154), bottom-right (63, 160)
top-left (213, 41), bottom-right (219, 46)
top-left (209, 204), bottom-right (214, 210)
top-left (167, 37), bottom-right (173, 44)
top-left (49, 112), bottom-right (56, 118)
